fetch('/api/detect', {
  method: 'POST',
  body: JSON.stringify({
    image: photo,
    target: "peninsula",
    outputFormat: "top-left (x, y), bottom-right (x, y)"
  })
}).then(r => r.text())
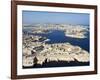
top-left (22, 34), bottom-right (89, 67)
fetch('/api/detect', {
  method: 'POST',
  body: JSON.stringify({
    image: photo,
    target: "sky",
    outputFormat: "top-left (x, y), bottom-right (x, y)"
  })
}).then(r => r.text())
top-left (22, 10), bottom-right (90, 26)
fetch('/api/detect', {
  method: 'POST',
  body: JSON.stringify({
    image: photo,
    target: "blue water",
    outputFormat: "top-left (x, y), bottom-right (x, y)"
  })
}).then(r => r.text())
top-left (29, 30), bottom-right (89, 52)
top-left (47, 30), bottom-right (89, 52)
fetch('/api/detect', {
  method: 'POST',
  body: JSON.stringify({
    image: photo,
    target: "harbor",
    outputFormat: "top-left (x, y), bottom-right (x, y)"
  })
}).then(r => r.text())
top-left (22, 24), bottom-right (90, 68)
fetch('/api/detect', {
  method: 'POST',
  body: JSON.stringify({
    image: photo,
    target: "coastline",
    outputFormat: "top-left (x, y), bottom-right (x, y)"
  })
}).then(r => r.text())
top-left (22, 24), bottom-right (90, 68)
